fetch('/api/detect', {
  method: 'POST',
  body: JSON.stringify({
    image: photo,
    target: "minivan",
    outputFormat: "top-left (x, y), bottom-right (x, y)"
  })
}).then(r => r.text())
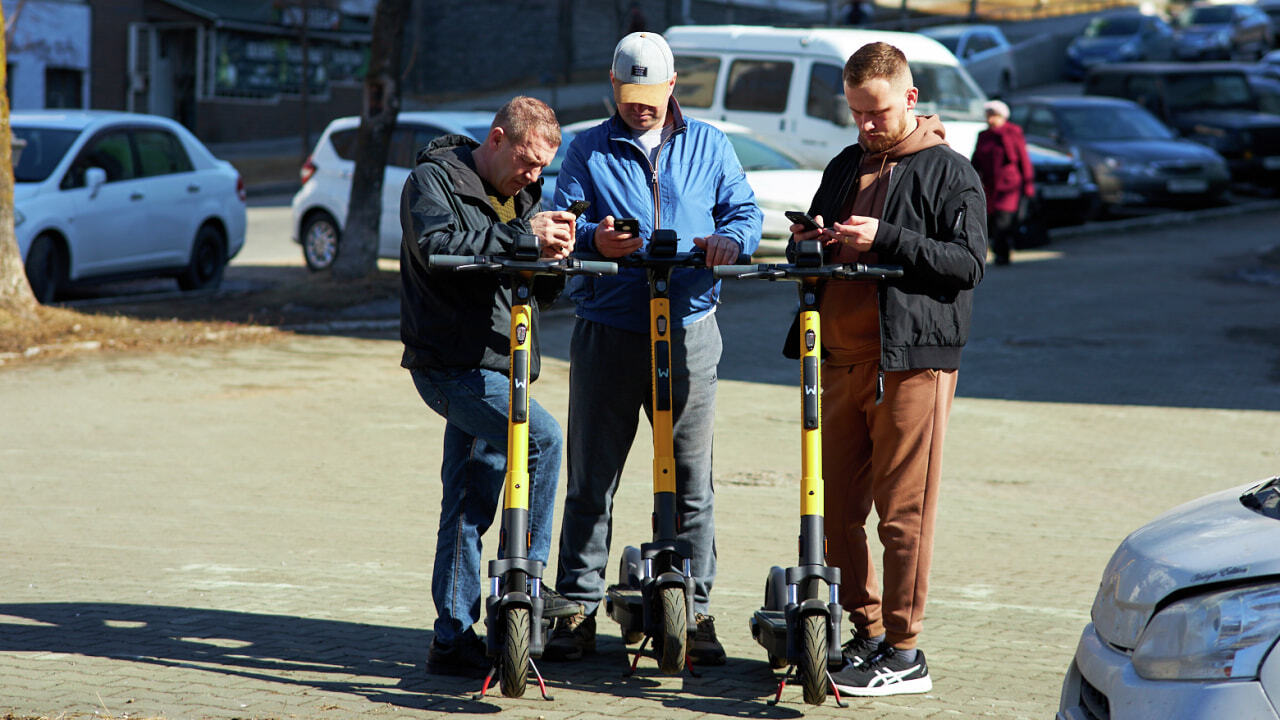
top-left (664, 25), bottom-right (989, 167)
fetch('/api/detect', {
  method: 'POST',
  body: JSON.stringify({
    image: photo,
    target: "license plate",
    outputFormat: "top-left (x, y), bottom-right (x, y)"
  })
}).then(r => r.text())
top-left (1263, 156), bottom-right (1280, 170)
top-left (1040, 185), bottom-right (1081, 199)
top-left (1167, 179), bottom-right (1208, 194)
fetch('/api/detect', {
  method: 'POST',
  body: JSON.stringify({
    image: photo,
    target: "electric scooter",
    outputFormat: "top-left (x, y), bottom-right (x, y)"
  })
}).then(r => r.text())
top-left (596, 229), bottom-right (750, 677)
top-left (714, 238), bottom-right (903, 706)
top-left (429, 236), bottom-right (617, 699)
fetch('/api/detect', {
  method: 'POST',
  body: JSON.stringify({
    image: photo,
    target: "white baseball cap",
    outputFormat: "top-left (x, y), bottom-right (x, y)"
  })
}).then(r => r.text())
top-left (611, 32), bottom-right (675, 106)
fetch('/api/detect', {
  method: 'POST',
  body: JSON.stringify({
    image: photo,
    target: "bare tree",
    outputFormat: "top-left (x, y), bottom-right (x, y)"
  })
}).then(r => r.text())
top-left (0, 2), bottom-right (39, 319)
top-left (331, 0), bottom-right (408, 280)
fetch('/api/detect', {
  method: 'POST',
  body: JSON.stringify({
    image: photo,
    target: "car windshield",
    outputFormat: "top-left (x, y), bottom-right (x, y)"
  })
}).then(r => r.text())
top-left (724, 131), bottom-right (802, 171)
top-left (10, 126), bottom-right (80, 183)
top-left (464, 124), bottom-right (492, 142)
top-left (1181, 5), bottom-right (1233, 25)
top-left (1165, 73), bottom-right (1256, 111)
top-left (1057, 105), bottom-right (1174, 140)
top-left (1240, 477), bottom-right (1280, 520)
top-left (1086, 16), bottom-right (1141, 36)
top-left (910, 61), bottom-right (985, 122)
top-left (932, 35), bottom-right (960, 53)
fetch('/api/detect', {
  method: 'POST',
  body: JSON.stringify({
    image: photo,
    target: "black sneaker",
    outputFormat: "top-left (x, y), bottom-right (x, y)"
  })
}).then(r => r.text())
top-left (689, 613), bottom-right (726, 666)
top-left (831, 646), bottom-right (932, 697)
top-left (542, 612), bottom-right (595, 661)
top-left (841, 632), bottom-right (886, 666)
top-left (426, 630), bottom-right (491, 678)
top-left (540, 584), bottom-right (584, 619)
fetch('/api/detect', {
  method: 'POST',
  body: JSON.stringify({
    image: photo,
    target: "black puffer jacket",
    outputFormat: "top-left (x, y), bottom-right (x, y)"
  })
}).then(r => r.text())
top-left (399, 134), bottom-right (560, 378)
top-left (788, 141), bottom-right (987, 371)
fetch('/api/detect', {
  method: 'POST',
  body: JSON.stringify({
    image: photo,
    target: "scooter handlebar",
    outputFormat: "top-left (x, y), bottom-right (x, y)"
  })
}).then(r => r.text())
top-left (563, 258), bottom-right (620, 276)
top-left (713, 263), bottom-right (778, 280)
top-left (428, 254), bottom-right (491, 270)
top-left (840, 263), bottom-right (905, 279)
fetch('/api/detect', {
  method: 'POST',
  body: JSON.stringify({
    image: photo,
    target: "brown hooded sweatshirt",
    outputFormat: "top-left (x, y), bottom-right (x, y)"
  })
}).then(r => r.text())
top-left (821, 114), bottom-right (949, 366)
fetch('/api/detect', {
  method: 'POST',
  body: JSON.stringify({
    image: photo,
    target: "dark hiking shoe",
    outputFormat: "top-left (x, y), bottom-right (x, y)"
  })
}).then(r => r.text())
top-left (426, 630), bottom-right (490, 678)
top-left (832, 646), bottom-right (932, 697)
top-left (689, 613), bottom-right (727, 666)
top-left (540, 584), bottom-right (584, 619)
top-left (542, 612), bottom-right (595, 661)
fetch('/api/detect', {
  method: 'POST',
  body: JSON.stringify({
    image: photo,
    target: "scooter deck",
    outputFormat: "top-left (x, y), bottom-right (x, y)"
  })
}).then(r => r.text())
top-left (750, 609), bottom-right (788, 658)
top-left (605, 584), bottom-right (645, 636)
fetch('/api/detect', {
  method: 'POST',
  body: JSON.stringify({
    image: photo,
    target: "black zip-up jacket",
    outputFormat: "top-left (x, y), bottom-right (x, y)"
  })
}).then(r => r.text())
top-left (399, 134), bottom-right (561, 378)
top-left (787, 141), bottom-right (987, 371)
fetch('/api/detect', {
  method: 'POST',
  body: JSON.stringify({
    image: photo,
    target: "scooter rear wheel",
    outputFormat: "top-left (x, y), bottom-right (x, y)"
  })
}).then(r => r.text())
top-left (500, 606), bottom-right (529, 698)
top-left (658, 586), bottom-right (687, 675)
top-left (800, 613), bottom-right (828, 705)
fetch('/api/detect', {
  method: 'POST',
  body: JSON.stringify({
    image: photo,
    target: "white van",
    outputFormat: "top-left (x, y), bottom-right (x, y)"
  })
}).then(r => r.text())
top-left (665, 25), bottom-right (989, 167)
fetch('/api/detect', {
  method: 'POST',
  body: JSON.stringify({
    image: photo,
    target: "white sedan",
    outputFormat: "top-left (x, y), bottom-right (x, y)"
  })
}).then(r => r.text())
top-left (12, 111), bottom-right (247, 303)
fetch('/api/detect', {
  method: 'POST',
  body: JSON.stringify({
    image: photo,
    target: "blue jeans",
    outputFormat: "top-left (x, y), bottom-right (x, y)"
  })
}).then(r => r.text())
top-left (411, 367), bottom-right (562, 648)
top-left (555, 315), bottom-right (721, 615)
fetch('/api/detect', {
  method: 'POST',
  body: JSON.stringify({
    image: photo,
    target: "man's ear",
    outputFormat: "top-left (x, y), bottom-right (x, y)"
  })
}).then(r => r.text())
top-left (905, 86), bottom-right (919, 112)
top-left (486, 126), bottom-right (506, 149)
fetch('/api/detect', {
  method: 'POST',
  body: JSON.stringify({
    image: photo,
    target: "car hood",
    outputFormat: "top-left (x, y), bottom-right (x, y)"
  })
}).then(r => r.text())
top-left (1027, 142), bottom-right (1074, 168)
top-left (1179, 24), bottom-right (1230, 37)
top-left (1071, 36), bottom-right (1133, 55)
top-left (1174, 109), bottom-right (1280, 131)
top-left (1091, 477), bottom-right (1280, 650)
top-left (1082, 138), bottom-right (1221, 164)
top-left (745, 167), bottom-right (823, 208)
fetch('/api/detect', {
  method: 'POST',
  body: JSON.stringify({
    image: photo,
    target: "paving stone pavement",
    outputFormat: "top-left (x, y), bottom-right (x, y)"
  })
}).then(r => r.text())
top-left (2, 210), bottom-right (1279, 719)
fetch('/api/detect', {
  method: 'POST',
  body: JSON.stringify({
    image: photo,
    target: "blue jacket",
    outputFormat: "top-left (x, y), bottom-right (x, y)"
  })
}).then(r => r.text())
top-left (553, 103), bottom-right (762, 333)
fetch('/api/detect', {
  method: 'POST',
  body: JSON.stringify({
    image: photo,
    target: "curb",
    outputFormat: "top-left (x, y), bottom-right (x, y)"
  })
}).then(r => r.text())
top-left (1049, 197), bottom-right (1280, 241)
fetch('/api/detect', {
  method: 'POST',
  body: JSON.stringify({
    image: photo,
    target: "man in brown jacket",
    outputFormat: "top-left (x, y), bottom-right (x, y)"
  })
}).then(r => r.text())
top-left (787, 41), bottom-right (986, 697)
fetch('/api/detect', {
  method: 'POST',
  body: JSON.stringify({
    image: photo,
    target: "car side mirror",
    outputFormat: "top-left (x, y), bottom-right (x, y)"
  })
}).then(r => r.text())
top-left (86, 167), bottom-right (107, 198)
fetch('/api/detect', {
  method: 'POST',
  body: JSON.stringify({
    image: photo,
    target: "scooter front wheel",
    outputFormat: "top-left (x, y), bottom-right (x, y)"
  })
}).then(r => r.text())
top-left (800, 612), bottom-right (828, 705)
top-left (500, 606), bottom-right (529, 697)
top-left (658, 586), bottom-right (687, 675)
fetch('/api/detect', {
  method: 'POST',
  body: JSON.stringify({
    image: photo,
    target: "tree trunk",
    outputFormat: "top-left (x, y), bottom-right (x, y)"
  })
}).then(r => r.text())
top-left (0, 3), bottom-right (39, 320)
top-left (331, 0), bottom-right (408, 280)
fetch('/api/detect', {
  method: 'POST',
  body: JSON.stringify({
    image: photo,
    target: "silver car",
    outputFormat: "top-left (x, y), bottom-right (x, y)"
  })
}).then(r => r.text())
top-left (921, 24), bottom-right (1017, 97)
top-left (1057, 476), bottom-right (1280, 720)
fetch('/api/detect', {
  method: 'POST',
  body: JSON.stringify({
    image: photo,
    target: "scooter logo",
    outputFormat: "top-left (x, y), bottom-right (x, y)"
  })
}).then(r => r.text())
top-left (657, 368), bottom-right (669, 378)
top-left (804, 384), bottom-right (816, 396)
top-left (516, 323), bottom-right (528, 345)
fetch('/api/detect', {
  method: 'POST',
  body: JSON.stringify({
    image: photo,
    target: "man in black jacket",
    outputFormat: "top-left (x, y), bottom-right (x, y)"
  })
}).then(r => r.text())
top-left (400, 96), bottom-right (582, 677)
top-left (787, 42), bottom-right (986, 697)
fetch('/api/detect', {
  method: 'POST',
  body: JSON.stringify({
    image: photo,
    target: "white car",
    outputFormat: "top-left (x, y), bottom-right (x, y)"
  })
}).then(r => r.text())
top-left (12, 111), bottom-right (247, 303)
top-left (1057, 476), bottom-right (1280, 720)
top-left (560, 118), bottom-right (822, 244)
top-left (290, 111), bottom-right (495, 271)
top-left (920, 24), bottom-right (1017, 97)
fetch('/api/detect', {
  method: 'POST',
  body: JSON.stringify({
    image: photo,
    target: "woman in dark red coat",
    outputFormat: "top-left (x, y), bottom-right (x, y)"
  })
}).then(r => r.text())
top-left (971, 99), bottom-right (1034, 265)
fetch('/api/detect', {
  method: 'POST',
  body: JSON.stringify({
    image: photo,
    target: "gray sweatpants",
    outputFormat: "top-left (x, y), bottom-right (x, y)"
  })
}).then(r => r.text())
top-left (554, 314), bottom-right (721, 615)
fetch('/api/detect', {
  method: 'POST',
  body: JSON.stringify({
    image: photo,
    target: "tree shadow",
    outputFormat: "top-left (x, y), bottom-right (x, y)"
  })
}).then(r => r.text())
top-left (0, 602), bottom-right (809, 716)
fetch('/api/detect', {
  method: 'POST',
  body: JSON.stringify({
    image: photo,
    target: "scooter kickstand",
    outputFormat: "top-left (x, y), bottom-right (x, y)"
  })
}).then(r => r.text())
top-left (623, 636), bottom-right (651, 677)
top-left (827, 670), bottom-right (850, 708)
top-left (530, 658), bottom-right (554, 701)
top-left (767, 665), bottom-right (795, 706)
top-left (471, 660), bottom-right (500, 700)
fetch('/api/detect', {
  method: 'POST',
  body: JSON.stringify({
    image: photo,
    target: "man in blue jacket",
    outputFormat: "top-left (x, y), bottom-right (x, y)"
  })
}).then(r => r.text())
top-left (545, 32), bottom-right (762, 665)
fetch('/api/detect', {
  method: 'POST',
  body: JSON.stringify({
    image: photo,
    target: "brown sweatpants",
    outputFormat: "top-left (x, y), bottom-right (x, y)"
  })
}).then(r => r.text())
top-left (822, 361), bottom-right (957, 650)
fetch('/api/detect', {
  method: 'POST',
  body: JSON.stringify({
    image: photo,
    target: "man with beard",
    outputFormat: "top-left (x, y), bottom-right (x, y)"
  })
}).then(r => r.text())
top-left (786, 41), bottom-right (986, 696)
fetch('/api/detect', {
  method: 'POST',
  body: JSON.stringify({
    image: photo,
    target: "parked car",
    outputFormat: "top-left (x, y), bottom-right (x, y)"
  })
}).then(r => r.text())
top-left (920, 24), bottom-right (1017, 97)
top-left (1056, 475), bottom-right (1280, 720)
top-left (559, 117), bottom-right (822, 241)
top-left (11, 110), bottom-right (246, 303)
top-left (1064, 11), bottom-right (1176, 79)
top-left (1173, 2), bottom-right (1273, 61)
top-left (291, 111), bottom-right (495, 271)
top-left (1025, 142), bottom-right (1100, 226)
top-left (1085, 63), bottom-right (1280, 186)
top-left (1261, 48), bottom-right (1280, 78)
top-left (1009, 96), bottom-right (1231, 212)
top-left (1256, 0), bottom-right (1280, 40)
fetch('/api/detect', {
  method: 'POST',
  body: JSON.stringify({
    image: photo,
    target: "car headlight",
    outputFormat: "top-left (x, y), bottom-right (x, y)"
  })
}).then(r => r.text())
top-left (1132, 582), bottom-right (1280, 681)
top-left (13, 209), bottom-right (24, 228)
top-left (1215, 29), bottom-right (1232, 46)
top-left (1067, 43), bottom-right (1081, 59)
top-left (1117, 40), bottom-right (1140, 59)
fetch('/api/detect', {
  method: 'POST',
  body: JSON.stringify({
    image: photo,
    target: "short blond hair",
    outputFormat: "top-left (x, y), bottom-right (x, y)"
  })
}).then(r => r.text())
top-left (843, 41), bottom-right (912, 90)
top-left (493, 96), bottom-right (561, 147)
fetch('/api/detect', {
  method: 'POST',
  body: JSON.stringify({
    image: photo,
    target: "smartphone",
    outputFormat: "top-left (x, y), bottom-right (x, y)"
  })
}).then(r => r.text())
top-left (567, 200), bottom-right (590, 217)
top-left (614, 217), bottom-right (640, 235)
top-left (785, 210), bottom-right (820, 232)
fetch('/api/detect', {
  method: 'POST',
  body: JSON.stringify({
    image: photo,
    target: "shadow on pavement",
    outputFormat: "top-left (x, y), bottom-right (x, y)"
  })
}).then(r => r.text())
top-left (0, 602), bottom-right (807, 716)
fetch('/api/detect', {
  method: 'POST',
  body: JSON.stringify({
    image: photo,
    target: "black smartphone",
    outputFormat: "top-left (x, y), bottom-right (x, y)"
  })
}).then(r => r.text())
top-left (615, 217), bottom-right (640, 235)
top-left (785, 210), bottom-right (820, 232)
top-left (567, 200), bottom-right (590, 217)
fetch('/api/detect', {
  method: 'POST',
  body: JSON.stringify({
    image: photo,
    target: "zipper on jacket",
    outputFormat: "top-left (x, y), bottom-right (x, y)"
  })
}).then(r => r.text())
top-left (876, 364), bottom-right (886, 405)
top-left (951, 202), bottom-right (967, 241)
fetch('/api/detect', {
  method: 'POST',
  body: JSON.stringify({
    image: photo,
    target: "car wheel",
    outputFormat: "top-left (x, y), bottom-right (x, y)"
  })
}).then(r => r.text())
top-left (24, 234), bottom-right (67, 304)
top-left (301, 211), bottom-right (340, 272)
top-left (178, 224), bottom-right (226, 292)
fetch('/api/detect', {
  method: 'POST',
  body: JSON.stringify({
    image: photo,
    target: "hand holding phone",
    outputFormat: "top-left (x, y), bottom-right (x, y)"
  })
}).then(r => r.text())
top-left (785, 210), bottom-right (821, 233)
top-left (567, 200), bottom-right (590, 217)
top-left (614, 217), bottom-right (640, 235)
